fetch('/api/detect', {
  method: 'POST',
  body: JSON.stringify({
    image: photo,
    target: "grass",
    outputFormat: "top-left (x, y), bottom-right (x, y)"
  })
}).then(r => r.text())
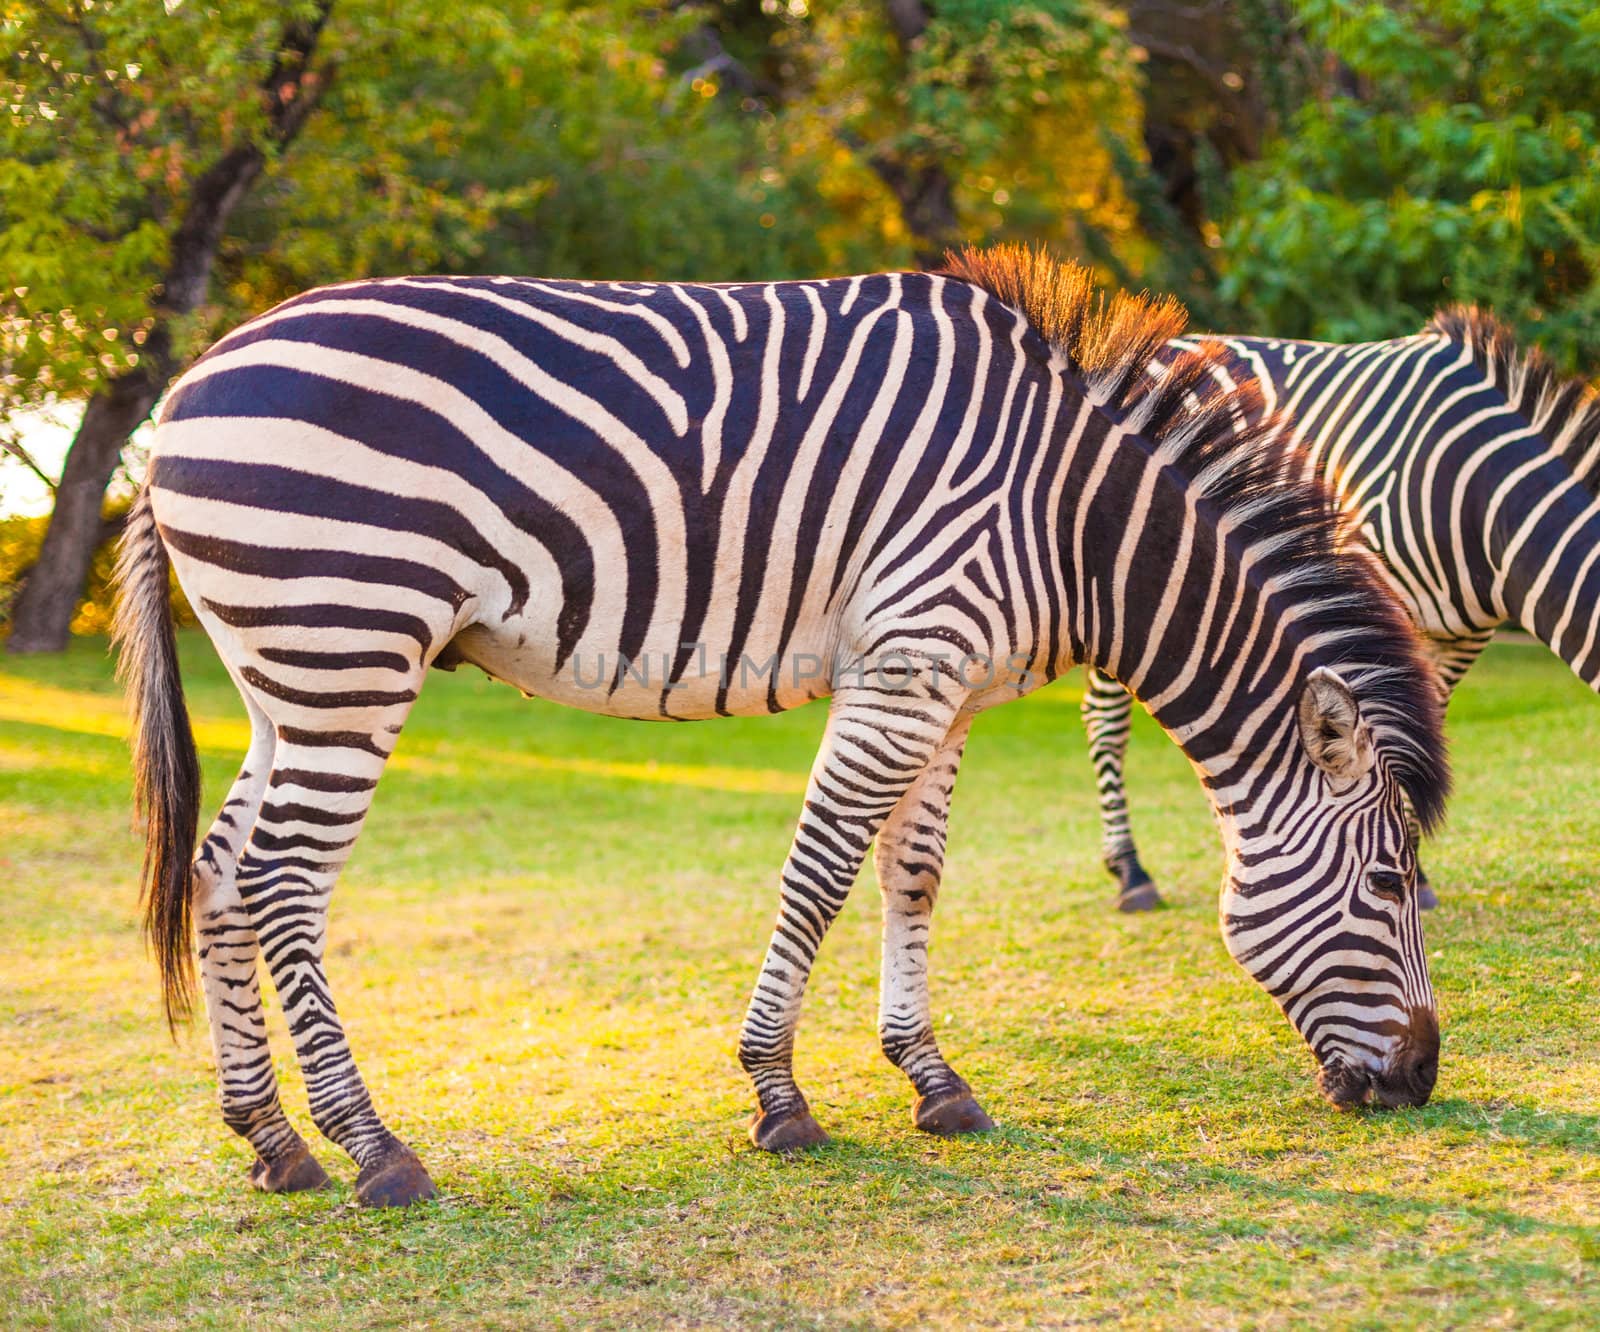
top-left (2, 633), bottom-right (1598, 1329)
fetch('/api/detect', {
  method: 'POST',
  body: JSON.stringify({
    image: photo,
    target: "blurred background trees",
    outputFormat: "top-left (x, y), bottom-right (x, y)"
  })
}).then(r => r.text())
top-left (3, 0), bottom-right (1597, 647)
top-left (1224, 0), bottom-right (1600, 359)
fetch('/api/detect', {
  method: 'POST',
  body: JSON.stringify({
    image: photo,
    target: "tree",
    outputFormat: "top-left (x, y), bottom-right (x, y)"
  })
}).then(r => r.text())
top-left (2, 0), bottom-right (565, 650)
top-left (1218, 0), bottom-right (1600, 364)
top-left (429, 3), bottom-right (866, 284)
top-left (667, 2), bottom-right (1146, 271)
top-left (1079, 0), bottom-right (1306, 325)
top-left (2, 2), bottom-right (345, 651)
top-left (779, 1), bottom-right (1144, 270)
top-left (4, 1), bottom-right (909, 653)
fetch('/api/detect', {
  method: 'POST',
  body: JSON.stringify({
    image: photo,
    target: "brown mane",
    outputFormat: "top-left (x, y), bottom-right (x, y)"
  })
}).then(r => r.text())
top-left (1424, 306), bottom-right (1600, 495)
top-left (941, 244), bottom-right (1187, 405)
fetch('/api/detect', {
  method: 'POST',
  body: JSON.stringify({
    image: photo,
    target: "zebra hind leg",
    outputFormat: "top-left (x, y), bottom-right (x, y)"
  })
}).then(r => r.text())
top-left (196, 681), bottom-right (329, 1192)
top-left (739, 676), bottom-right (969, 1152)
top-left (1081, 667), bottom-right (1161, 912)
top-left (234, 692), bottom-right (436, 1207)
top-left (874, 715), bottom-right (995, 1136)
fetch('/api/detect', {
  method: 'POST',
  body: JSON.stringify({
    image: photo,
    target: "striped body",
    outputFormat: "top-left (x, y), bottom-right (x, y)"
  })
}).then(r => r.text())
top-left (116, 257), bottom-right (1447, 1205)
top-left (158, 274), bottom-right (1076, 721)
top-left (1085, 321), bottom-right (1600, 907)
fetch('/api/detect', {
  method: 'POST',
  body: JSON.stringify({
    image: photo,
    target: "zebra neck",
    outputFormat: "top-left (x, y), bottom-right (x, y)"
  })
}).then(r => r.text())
top-left (1056, 420), bottom-right (1310, 798)
top-left (1232, 332), bottom-right (1600, 688)
top-left (1490, 459), bottom-right (1600, 689)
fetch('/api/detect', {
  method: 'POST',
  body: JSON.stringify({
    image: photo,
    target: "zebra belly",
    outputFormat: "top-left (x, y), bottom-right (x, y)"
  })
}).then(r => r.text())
top-left (449, 617), bottom-right (842, 720)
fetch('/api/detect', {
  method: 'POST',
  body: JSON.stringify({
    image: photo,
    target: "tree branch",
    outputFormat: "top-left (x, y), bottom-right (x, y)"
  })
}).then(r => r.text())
top-left (5, 1), bottom-right (342, 653)
top-left (1, 436), bottom-right (59, 496)
top-left (261, 1), bottom-right (338, 147)
top-left (1134, 37), bottom-right (1245, 102)
top-left (158, 0), bottom-right (337, 317)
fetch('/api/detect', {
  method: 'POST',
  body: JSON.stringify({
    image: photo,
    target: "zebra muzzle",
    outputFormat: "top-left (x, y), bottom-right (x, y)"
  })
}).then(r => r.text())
top-left (1316, 1009), bottom-right (1439, 1110)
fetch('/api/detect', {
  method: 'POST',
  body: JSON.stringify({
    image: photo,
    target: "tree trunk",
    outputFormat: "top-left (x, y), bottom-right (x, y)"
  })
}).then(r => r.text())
top-left (869, 156), bottom-right (960, 269)
top-left (1, 142), bottom-right (258, 654)
top-left (4, 359), bottom-right (167, 652)
top-left (3, 3), bottom-right (333, 653)
top-left (870, 0), bottom-right (961, 269)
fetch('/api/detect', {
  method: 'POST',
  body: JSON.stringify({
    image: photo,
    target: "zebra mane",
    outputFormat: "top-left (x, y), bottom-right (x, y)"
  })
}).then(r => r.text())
top-left (941, 244), bottom-right (1188, 407)
top-left (1424, 306), bottom-right (1600, 496)
top-left (943, 244), bottom-right (1450, 830)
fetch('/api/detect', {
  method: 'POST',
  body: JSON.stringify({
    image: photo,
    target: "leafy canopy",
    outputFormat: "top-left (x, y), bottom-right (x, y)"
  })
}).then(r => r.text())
top-left (1220, 0), bottom-right (1600, 365)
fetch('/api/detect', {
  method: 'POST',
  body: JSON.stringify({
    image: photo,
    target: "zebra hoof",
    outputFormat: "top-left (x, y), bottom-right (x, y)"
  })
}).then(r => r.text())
top-left (914, 1090), bottom-right (996, 1136)
top-left (249, 1143), bottom-right (330, 1194)
top-left (1116, 881), bottom-right (1164, 913)
top-left (1416, 881), bottom-right (1439, 911)
top-left (355, 1144), bottom-right (437, 1208)
top-left (750, 1108), bottom-right (830, 1153)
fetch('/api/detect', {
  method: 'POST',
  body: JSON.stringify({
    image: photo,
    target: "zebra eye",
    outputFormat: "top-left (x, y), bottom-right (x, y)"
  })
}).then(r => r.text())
top-left (1367, 869), bottom-right (1406, 901)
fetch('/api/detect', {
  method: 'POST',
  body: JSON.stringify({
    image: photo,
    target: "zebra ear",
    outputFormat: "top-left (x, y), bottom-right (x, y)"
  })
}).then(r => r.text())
top-left (1298, 667), bottom-right (1377, 784)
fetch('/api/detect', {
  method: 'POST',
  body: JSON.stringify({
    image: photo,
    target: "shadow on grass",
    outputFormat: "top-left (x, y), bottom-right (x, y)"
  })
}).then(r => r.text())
top-left (591, 1111), bottom-right (1600, 1250)
top-left (194, 1113), bottom-right (1597, 1283)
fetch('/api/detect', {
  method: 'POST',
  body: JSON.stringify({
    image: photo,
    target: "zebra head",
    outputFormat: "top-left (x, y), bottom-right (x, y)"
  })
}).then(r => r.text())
top-left (1220, 666), bottom-right (1439, 1110)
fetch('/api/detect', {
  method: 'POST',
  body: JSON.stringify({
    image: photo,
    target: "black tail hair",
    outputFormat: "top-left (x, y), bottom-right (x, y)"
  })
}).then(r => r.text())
top-left (112, 486), bottom-right (201, 1030)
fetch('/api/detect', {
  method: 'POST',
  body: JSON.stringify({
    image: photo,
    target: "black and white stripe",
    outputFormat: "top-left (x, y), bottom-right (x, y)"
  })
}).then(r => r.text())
top-left (116, 249), bottom-right (1448, 1206)
top-left (1083, 310), bottom-right (1600, 911)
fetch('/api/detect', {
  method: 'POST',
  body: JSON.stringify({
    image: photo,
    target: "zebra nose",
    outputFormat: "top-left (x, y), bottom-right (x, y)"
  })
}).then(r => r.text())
top-left (1408, 1008), bottom-right (1440, 1096)
top-left (1409, 1047), bottom-right (1439, 1098)
top-left (1381, 1045), bottom-right (1436, 1108)
top-left (1376, 1008), bottom-right (1439, 1107)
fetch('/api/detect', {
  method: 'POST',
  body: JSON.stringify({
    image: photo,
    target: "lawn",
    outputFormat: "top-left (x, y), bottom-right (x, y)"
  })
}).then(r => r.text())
top-left (2, 633), bottom-right (1598, 1329)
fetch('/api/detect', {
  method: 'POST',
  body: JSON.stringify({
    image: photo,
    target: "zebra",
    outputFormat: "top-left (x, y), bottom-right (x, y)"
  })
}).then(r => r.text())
top-left (115, 246), bottom-right (1449, 1208)
top-left (1082, 311), bottom-right (1600, 913)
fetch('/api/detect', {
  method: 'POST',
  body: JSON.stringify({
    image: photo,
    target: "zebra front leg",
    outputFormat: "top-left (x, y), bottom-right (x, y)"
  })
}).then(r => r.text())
top-left (196, 683), bottom-right (328, 1192)
top-left (237, 711), bottom-right (436, 1207)
top-left (740, 678), bottom-right (968, 1152)
top-left (874, 714), bottom-right (995, 1136)
top-left (1081, 667), bottom-right (1160, 911)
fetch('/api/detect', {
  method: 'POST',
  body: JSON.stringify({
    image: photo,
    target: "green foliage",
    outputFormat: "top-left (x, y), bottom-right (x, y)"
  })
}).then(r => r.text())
top-left (805, 0), bottom-right (1142, 258)
top-left (215, 2), bottom-right (525, 308)
top-left (898, 0), bottom-right (1130, 164)
top-left (0, 0), bottom-right (293, 403)
top-left (1221, 0), bottom-right (1600, 362)
top-left (217, 2), bottom-right (829, 298)
top-left (433, 5), bottom-right (861, 282)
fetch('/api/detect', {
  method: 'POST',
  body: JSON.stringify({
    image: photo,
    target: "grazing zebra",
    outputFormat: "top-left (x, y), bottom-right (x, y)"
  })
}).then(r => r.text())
top-left (116, 247), bottom-right (1448, 1208)
top-left (1083, 312), bottom-right (1600, 913)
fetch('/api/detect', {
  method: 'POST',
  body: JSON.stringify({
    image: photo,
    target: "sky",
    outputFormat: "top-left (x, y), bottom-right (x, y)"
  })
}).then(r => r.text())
top-left (2, 404), bottom-right (147, 518)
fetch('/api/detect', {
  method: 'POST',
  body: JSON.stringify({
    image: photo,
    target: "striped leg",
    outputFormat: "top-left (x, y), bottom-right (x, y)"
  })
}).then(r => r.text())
top-left (1410, 630), bottom-right (1490, 910)
top-left (194, 680), bottom-right (328, 1192)
top-left (875, 714), bottom-right (995, 1135)
top-left (739, 675), bottom-right (968, 1152)
top-left (1081, 667), bottom-right (1160, 911)
top-left (234, 702), bottom-right (436, 1207)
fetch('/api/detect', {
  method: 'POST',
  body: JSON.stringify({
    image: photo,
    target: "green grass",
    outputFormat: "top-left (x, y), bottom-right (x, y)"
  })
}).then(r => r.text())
top-left (3, 634), bottom-right (1599, 1329)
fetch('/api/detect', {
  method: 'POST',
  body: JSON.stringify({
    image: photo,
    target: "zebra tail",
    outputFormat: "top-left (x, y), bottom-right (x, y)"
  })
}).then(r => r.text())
top-left (112, 485), bottom-right (202, 1032)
